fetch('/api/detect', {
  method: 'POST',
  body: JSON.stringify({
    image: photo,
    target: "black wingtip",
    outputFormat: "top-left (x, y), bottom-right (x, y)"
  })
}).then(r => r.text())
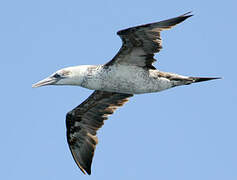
top-left (77, 159), bottom-right (92, 175)
top-left (85, 167), bottom-right (91, 175)
top-left (182, 11), bottom-right (193, 17)
top-left (191, 77), bottom-right (222, 83)
top-left (179, 11), bottom-right (193, 21)
top-left (157, 11), bottom-right (193, 29)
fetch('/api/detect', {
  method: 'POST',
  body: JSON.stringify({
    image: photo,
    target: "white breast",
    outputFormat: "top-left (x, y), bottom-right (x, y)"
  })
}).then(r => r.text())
top-left (82, 65), bottom-right (173, 94)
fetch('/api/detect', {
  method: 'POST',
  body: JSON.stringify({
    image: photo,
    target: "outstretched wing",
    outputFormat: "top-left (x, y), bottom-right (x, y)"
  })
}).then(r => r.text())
top-left (106, 12), bottom-right (192, 69)
top-left (66, 90), bottom-right (133, 175)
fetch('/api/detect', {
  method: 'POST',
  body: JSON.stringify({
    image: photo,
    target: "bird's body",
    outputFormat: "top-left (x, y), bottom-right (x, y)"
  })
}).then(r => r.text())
top-left (63, 64), bottom-right (192, 94)
top-left (32, 12), bottom-right (219, 175)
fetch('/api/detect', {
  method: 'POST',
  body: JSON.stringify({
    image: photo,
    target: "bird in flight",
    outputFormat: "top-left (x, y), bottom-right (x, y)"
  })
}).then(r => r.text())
top-left (32, 12), bottom-right (219, 175)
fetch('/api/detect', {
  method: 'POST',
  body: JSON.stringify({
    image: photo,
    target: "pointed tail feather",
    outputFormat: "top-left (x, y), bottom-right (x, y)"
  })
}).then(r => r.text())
top-left (190, 77), bottom-right (221, 83)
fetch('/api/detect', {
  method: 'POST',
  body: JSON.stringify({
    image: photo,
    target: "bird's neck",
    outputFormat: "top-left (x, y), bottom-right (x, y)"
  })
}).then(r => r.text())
top-left (66, 65), bottom-right (101, 86)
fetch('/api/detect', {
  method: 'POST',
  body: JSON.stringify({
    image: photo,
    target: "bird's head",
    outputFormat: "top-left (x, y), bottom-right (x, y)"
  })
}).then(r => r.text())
top-left (32, 66), bottom-right (86, 88)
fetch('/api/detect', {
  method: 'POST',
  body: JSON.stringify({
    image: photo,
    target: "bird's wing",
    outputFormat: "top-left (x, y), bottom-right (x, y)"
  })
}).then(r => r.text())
top-left (105, 12), bottom-right (192, 69)
top-left (66, 90), bottom-right (133, 175)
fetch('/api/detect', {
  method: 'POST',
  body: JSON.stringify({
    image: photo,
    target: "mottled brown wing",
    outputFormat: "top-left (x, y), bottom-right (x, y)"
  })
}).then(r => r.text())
top-left (66, 90), bottom-right (133, 175)
top-left (106, 12), bottom-right (192, 69)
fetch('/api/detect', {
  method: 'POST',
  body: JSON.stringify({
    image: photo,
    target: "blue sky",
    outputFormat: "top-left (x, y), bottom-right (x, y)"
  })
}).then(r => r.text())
top-left (0, 0), bottom-right (236, 179)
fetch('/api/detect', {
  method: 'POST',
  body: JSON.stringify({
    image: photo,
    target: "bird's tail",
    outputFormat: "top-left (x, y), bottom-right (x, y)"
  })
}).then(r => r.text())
top-left (189, 77), bottom-right (221, 83)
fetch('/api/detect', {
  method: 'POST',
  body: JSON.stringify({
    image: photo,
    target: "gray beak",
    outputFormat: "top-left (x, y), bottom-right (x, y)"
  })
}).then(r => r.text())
top-left (32, 76), bottom-right (57, 88)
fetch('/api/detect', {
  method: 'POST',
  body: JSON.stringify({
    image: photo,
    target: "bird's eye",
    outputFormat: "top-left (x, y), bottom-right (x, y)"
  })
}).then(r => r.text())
top-left (53, 73), bottom-right (61, 78)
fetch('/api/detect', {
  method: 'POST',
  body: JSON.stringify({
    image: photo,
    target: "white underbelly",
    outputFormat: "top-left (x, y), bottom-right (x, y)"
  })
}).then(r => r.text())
top-left (102, 76), bottom-right (172, 94)
top-left (84, 65), bottom-right (173, 94)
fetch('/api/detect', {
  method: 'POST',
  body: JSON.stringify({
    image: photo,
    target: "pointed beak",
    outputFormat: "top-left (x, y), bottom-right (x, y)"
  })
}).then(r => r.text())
top-left (32, 76), bottom-right (57, 88)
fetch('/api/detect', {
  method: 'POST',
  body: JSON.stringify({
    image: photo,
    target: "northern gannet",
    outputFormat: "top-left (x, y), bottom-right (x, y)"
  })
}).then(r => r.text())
top-left (32, 12), bottom-right (219, 175)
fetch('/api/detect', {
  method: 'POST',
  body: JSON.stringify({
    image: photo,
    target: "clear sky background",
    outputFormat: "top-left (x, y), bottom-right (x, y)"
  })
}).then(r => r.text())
top-left (0, 0), bottom-right (236, 179)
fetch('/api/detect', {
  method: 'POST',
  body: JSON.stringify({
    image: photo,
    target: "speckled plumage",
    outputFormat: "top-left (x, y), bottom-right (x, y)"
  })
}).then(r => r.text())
top-left (78, 64), bottom-right (192, 94)
top-left (32, 12), bottom-right (219, 175)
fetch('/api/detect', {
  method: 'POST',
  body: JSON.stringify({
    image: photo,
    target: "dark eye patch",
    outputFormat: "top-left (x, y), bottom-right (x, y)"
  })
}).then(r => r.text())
top-left (53, 73), bottom-right (61, 78)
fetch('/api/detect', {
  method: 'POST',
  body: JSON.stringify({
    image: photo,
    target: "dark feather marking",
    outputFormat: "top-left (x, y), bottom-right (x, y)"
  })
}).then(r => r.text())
top-left (105, 12), bottom-right (192, 68)
top-left (66, 90), bottom-right (133, 175)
